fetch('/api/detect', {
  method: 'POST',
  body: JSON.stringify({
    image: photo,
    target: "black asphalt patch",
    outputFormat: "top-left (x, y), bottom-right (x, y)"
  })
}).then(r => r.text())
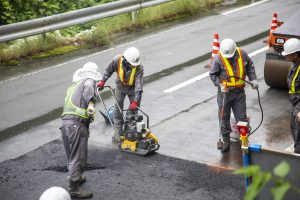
top-left (0, 139), bottom-right (245, 200)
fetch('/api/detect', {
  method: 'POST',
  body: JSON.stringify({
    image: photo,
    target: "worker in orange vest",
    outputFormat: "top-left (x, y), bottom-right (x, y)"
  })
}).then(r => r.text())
top-left (97, 47), bottom-right (144, 141)
top-left (209, 39), bottom-right (258, 152)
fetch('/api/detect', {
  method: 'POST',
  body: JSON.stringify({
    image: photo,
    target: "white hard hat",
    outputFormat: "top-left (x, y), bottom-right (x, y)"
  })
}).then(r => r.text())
top-left (39, 186), bottom-right (71, 200)
top-left (73, 62), bottom-right (102, 82)
top-left (123, 47), bottom-right (140, 66)
top-left (282, 38), bottom-right (300, 56)
top-left (220, 39), bottom-right (237, 58)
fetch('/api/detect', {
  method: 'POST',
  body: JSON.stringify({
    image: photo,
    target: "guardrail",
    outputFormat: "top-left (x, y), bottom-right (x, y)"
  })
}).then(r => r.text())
top-left (0, 0), bottom-right (174, 43)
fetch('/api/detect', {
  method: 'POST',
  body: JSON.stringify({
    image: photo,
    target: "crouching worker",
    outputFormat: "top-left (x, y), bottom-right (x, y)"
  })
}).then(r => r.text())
top-left (60, 62), bottom-right (101, 199)
top-left (97, 47), bottom-right (144, 141)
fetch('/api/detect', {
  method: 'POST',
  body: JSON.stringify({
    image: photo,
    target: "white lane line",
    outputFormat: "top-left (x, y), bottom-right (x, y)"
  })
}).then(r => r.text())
top-left (163, 46), bottom-right (269, 93)
top-left (248, 45), bottom-right (269, 57)
top-left (163, 72), bottom-right (210, 93)
top-left (221, 0), bottom-right (270, 15)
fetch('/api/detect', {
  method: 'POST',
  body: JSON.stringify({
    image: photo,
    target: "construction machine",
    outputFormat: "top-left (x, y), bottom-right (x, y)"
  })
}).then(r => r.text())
top-left (97, 86), bottom-right (160, 155)
top-left (264, 11), bottom-right (300, 89)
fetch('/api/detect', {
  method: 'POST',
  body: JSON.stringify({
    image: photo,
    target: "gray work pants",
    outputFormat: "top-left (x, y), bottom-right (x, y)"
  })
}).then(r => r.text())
top-left (217, 89), bottom-right (247, 138)
top-left (290, 107), bottom-right (300, 151)
top-left (61, 123), bottom-right (89, 182)
top-left (113, 85), bottom-right (135, 135)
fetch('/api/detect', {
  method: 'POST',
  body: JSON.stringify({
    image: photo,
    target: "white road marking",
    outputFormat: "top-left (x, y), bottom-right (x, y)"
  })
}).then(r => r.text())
top-left (221, 0), bottom-right (270, 15)
top-left (248, 46), bottom-right (269, 57)
top-left (163, 46), bottom-right (269, 93)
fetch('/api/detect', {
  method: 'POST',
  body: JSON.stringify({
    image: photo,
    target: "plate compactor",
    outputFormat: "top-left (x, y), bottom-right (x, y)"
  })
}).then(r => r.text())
top-left (97, 86), bottom-right (160, 155)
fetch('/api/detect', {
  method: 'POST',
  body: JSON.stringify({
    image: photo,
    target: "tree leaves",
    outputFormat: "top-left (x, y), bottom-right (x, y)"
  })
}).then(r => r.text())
top-left (0, 0), bottom-right (117, 25)
top-left (273, 161), bottom-right (290, 178)
top-left (234, 161), bottom-right (296, 200)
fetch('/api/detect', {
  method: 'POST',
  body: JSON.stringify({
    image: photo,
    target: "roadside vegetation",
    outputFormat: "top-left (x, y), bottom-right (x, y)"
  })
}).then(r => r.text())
top-left (0, 0), bottom-right (221, 67)
top-left (234, 161), bottom-right (300, 200)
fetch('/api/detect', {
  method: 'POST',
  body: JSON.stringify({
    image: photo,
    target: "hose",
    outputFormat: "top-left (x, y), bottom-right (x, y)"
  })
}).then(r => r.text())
top-left (229, 76), bottom-right (263, 136)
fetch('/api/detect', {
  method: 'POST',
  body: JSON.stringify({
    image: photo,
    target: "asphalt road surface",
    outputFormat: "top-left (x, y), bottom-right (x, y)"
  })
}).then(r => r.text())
top-left (0, 0), bottom-right (299, 199)
top-left (0, 140), bottom-right (245, 200)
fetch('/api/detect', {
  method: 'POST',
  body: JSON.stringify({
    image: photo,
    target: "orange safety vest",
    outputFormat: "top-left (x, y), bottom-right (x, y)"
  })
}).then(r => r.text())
top-left (117, 56), bottom-right (137, 86)
top-left (219, 47), bottom-right (245, 88)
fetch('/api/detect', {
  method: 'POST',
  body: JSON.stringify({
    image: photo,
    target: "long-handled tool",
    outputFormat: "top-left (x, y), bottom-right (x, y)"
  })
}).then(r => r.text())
top-left (97, 86), bottom-right (124, 142)
top-left (217, 91), bottom-right (227, 150)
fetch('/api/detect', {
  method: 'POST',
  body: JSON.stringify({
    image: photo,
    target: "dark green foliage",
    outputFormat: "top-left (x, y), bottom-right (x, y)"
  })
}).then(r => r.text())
top-left (0, 0), bottom-right (117, 25)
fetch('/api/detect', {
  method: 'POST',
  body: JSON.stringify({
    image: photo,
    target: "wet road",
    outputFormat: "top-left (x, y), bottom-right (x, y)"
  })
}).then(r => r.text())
top-left (0, 0), bottom-right (299, 199)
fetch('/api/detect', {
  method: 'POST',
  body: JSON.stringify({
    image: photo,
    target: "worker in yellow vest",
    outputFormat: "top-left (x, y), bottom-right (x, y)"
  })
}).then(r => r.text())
top-left (97, 47), bottom-right (144, 141)
top-left (61, 62), bottom-right (101, 199)
top-left (209, 39), bottom-right (259, 152)
top-left (282, 38), bottom-right (300, 154)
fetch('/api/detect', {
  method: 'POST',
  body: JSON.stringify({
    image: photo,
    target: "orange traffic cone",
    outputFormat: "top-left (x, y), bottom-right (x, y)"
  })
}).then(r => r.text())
top-left (267, 12), bottom-right (278, 46)
top-left (270, 12), bottom-right (278, 33)
top-left (206, 33), bottom-right (220, 68)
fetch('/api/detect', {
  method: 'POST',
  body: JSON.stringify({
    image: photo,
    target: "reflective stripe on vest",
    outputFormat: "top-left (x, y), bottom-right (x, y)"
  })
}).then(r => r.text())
top-left (289, 65), bottom-right (300, 94)
top-left (117, 56), bottom-right (137, 86)
top-left (61, 81), bottom-right (88, 119)
top-left (219, 47), bottom-right (245, 87)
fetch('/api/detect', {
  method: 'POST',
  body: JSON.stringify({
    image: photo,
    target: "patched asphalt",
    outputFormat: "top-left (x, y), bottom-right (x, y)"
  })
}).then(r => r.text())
top-left (0, 139), bottom-right (245, 200)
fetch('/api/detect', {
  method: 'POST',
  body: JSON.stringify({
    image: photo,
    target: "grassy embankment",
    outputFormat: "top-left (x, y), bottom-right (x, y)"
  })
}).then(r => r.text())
top-left (0, 0), bottom-right (221, 67)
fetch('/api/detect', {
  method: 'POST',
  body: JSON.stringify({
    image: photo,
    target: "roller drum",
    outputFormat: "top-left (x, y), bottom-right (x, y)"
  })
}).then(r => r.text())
top-left (264, 52), bottom-right (291, 89)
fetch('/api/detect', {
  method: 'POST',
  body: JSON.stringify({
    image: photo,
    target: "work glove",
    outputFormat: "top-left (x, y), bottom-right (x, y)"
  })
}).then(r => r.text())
top-left (251, 80), bottom-right (259, 90)
top-left (129, 101), bottom-right (138, 110)
top-left (87, 102), bottom-right (95, 122)
top-left (297, 112), bottom-right (300, 123)
top-left (220, 82), bottom-right (228, 93)
top-left (96, 80), bottom-right (105, 90)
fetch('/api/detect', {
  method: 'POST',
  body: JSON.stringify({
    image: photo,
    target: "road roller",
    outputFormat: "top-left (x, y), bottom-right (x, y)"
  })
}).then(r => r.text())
top-left (264, 11), bottom-right (300, 89)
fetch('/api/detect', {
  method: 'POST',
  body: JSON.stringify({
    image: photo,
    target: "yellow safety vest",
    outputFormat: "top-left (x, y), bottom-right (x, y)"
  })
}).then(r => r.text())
top-left (117, 56), bottom-right (137, 86)
top-left (61, 81), bottom-right (88, 119)
top-left (289, 65), bottom-right (300, 94)
top-left (219, 47), bottom-right (245, 88)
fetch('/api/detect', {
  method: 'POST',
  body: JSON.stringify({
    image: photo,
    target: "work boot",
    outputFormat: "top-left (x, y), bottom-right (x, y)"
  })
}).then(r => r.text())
top-left (221, 134), bottom-right (230, 153)
top-left (79, 175), bottom-right (86, 185)
top-left (68, 180), bottom-right (93, 199)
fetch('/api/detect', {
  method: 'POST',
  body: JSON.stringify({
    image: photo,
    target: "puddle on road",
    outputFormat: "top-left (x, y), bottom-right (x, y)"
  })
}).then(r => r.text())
top-left (210, 143), bottom-right (243, 170)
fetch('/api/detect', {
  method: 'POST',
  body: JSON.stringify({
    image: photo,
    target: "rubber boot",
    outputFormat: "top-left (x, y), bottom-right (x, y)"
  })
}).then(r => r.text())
top-left (221, 134), bottom-right (230, 153)
top-left (68, 180), bottom-right (93, 199)
top-left (79, 175), bottom-right (86, 185)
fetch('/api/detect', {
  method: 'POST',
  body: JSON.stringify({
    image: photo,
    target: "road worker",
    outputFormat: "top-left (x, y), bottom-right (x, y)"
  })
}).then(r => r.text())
top-left (60, 62), bottom-right (101, 199)
top-left (97, 47), bottom-right (144, 141)
top-left (209, 39), bottom-right (258, 152)
top-left (282, 38), bottom-right (300, 154)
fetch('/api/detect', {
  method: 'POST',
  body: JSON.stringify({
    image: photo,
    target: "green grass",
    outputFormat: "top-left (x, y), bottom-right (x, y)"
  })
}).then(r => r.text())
top-left (32, 45), bottom-right (82, 60)
top-left (0, 0), bottom-right (221, 66)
